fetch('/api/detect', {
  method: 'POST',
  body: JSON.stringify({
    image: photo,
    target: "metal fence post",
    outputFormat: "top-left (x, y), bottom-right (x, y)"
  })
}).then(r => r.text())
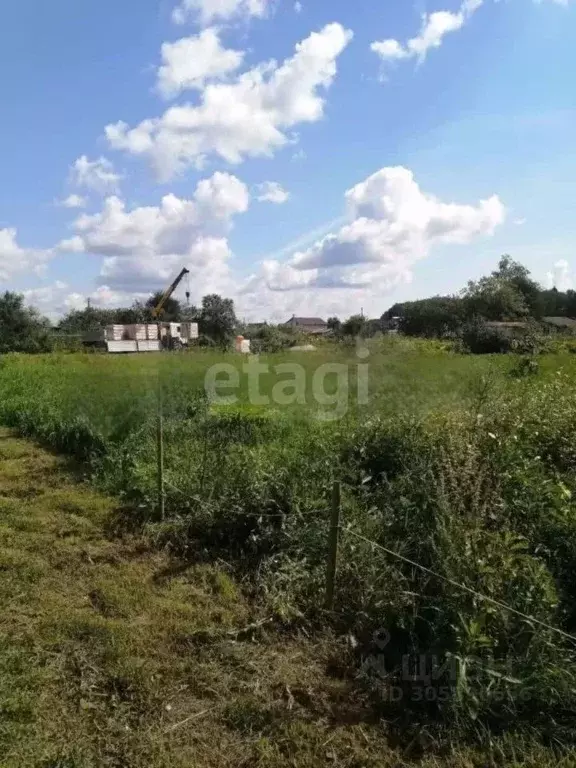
top-left (325, 480), bottom-right (341, 611)
top-left (157, 373), bottom-right (165, 521)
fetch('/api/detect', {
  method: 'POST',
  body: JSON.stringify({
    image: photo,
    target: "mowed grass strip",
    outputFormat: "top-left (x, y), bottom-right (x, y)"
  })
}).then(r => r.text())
top-left (0, 428), bottom-right (399, 768)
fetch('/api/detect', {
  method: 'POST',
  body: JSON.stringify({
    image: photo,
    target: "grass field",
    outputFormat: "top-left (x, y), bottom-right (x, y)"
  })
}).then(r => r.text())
top-left (3, 338), bottom-right (576, 762)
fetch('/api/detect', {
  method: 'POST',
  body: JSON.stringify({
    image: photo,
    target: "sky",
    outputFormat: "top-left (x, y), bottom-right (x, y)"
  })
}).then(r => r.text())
top-left (1, 0), bottom-right (575, 322)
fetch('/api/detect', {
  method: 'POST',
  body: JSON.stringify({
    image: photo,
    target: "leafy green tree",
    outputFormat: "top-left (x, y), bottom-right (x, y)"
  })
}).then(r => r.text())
top-left (114, 301), bottom-right (149, 324)
top-left (199, 294), bottom-right (236, 346)
top-left (180, 304), bottom-right (200, 323)
top-left (381, 303), bottom-right (405, 321)
top-left (145, 292), bottom-right (182, 322)
top-left (327, 316), bottom-right (341, 332)
top-left (341, 314), bottom-right (366, 337)
top-left (463, 278), bottom-right (528, 321)
top-left (0, 292), bottom-right (53, 353)
top-left (462, 257), bottom-right (542, 321)
top-left (495, 255), bottom-right (543, 317)
top-left (59, 306), bottom-right (117, 333)
top-left (398, 296), bottom-right (465, 338)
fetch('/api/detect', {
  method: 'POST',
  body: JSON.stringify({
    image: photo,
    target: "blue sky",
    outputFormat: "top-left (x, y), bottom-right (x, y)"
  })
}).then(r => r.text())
top-left (0, 0), bottom-right (574, 321)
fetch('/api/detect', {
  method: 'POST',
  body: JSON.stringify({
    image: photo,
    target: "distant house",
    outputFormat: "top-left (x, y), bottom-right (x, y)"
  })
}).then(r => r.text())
top-left (484, 321), bottom-right (528, 338)
top-left (542, 317), bottom-right (576, 332)
top-left (284, 316), bottom-right (329, 335)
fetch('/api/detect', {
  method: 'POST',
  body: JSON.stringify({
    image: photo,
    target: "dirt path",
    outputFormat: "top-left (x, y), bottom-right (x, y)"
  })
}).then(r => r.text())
top-left (0, 429), bottom-right (404, 768)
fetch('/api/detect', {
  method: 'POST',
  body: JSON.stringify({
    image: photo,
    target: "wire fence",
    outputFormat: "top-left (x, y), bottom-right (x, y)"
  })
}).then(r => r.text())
top-left (153, 404), bottom-right (576, 650)
top-left (326, 480), bottom-right (576, 648)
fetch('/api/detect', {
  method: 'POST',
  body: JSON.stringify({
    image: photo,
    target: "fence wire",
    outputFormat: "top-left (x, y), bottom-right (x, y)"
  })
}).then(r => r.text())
top-left (345, 528), bottom-right (576, 646)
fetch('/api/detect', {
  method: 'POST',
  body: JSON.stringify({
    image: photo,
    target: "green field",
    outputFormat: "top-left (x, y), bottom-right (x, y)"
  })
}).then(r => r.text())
top-left (3, 338), bottom-right (576, 763)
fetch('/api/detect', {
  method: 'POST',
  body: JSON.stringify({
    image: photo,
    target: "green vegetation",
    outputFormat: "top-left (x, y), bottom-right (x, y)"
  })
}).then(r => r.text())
top-left (0, 291), bottom-right (53, 354)
top-left (2, 340), bottom-right (576, 763)
top-left (383, 256), bottom-right (576, 349)
top-left (0, 429), bottom-right (399, 767)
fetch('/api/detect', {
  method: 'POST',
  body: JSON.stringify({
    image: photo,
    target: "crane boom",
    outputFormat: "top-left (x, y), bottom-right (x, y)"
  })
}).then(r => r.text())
top-left (151, 268), bottom-right (190, 319)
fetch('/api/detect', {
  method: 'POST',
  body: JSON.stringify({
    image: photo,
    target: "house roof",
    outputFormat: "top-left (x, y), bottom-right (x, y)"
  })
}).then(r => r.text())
top-left (542, 316), bottom-right (576, 328)
top-left (285, 317), bottom-right (327, 326)
top-left (485, 321), bottom-right (527, 328)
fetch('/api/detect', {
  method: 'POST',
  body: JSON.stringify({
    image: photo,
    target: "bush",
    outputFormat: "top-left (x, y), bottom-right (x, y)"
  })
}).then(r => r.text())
top-left (248, 325), bottom-right (298, 353)
top-left (461, 319), bottom-right (513, 354)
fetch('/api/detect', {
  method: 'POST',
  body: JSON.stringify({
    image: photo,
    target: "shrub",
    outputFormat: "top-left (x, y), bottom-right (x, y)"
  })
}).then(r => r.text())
top-left (461, 319), bottom-right (513, 354)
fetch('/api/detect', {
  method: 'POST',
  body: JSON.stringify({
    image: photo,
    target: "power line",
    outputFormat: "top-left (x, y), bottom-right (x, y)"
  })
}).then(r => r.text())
top-left (346, 528), bottom-right (576, 646)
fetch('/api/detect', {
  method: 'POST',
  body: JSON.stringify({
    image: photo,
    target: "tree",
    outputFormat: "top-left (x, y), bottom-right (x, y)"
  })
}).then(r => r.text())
top-left (327, 316), bottom-right (341, 332)
top-left (463, 278), bottom-right (528, 322)
top-left (495, 256), bottom-right (542, 317)
top-left (180, 304), bottom-right (200, 323)
top-left (114, 301), bottom-right (149, 325)
top-left (145, 292), bottom-right (182, 322)
top-left (398, 296), bottom-right (465, 338)
top-left (462, 257), bottom-right (542, 321)
top-left (0, 292), bottom-right (53, 353)
top-left (199, 294), bottom-right (236, 346)
top-left (341, 314), bottom-right (366, 337)
top-left (381, 303), bottom-right (405, 321)
top-left (59, 306), bottom-right (117, 334)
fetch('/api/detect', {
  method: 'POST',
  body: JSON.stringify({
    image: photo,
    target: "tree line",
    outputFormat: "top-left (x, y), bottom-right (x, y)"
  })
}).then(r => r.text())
top-left (0, 290), bottom-right (238, 353)
top-left (382, 256), bottom-right (574, 340)
top-left (0, 256), bottom-right (572, 354)
top-left (59, 291), bottom-right (236, 346)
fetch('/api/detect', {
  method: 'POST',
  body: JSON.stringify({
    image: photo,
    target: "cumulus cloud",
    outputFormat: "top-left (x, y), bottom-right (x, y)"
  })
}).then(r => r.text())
top-left (0, 228), bottom-right (53, 282)
top-left (70, 155), bottom-right (122, 193)
top-left (106, 23), bottom-right (353, 180)
top-left (58, 194), bottom-right (87, 209)
top-left (157, 28), bottom-right (244, 98)
top-left (371, 0), bottom-right (482, 66)
top-left (547, 259), bottom-right (573, 291)
top-left (22, 281), bottom-right (150, 319)
top-left (243, 166), bottom-right (505, 304)
top-left (256, 181), bottom-right (290, 204)
top-left (172, 0), bottom-right (267, 26)
top-left (58, 171), bottom-right (249, 294)
top-left (22, 282), bottom-right (83, 317)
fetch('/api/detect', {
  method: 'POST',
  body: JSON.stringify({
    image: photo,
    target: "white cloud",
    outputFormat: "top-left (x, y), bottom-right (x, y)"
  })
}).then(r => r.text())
top-left (58, 171), bottom-right (249, 294)
top-left (0, 228), bottom-right (53, 282)
top-left (70, 155), bottom-right (122, 193)
top-left (256, 181), bottom-right (290, 204)
top-left (294, 1), bottom-right (303, 12)
top-left (23, 282), bottom-right (82, 317)
top-left (22, 281), bottom-right (149, 319)
top-left (547, 259), bottom-right (573, 291)
top-left (242, 166), bottom-right (505, 312)
top-left (172, 0), bottom-right (267, 26)
top-left (58, 194), bottom-right (87, 209)
top-left (106, 23), bottom-right (353, 180)
top-left (371, 0), bottom-right (482, 66)
top-left (157, 28), bottom-right (244, 98)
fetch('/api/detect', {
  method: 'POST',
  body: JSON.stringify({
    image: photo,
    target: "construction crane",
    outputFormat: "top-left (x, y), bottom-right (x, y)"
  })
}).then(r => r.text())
top-left (151, 268), bottom-right (190, 319)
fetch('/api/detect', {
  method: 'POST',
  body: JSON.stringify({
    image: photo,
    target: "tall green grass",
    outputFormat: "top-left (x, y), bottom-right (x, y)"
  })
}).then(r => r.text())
top-left (2, 340), bottom-right (576, 747)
